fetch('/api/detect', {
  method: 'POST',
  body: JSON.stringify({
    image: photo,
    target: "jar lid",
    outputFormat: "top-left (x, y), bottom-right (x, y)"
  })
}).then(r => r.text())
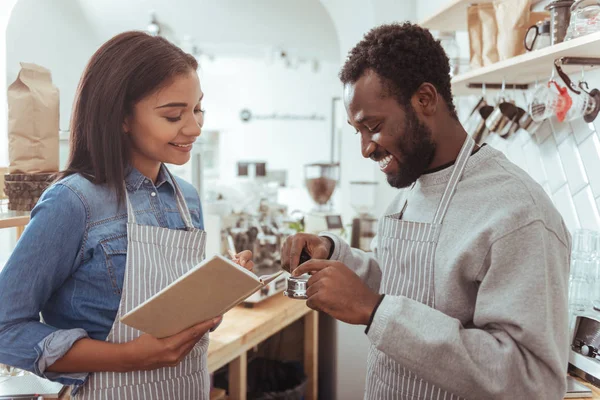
top-left (545, 0), bottom-right (576, 10)
top-left (571, 0), bottom-right (600, 11)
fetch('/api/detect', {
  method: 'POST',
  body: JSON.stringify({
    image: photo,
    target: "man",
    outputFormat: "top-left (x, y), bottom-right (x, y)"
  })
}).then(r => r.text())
top-left (282, 23), bottom-right (570, 399)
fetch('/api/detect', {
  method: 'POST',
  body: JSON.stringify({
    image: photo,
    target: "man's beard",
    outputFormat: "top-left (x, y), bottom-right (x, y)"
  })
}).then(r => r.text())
top-left (387, 107), bottom-right (436, 189)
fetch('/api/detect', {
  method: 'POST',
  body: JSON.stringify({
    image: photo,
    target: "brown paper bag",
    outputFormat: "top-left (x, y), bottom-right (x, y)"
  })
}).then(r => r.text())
top-left (479, 3), bottom-right (499, 66)
top-left (8, 63), bottom-right (60, 174)
top-left (495, 0), bottom-right (548, 60)
top-left (468, 5), bottom-right (483, 69)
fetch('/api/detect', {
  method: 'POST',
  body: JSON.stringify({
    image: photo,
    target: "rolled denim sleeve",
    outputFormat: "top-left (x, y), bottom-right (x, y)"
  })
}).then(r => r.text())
top-left (0, 183), bottom-right (89, 386)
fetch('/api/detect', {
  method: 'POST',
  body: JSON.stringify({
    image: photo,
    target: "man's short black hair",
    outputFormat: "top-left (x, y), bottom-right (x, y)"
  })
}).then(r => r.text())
top-left (339, 22), bottom-right (458, 120)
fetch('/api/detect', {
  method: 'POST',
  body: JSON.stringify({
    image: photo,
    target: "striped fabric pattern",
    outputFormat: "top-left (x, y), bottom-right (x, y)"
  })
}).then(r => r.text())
top-left (77, 175), bottom-right (209, 400)
top-left (364, 137), bottom-right (475, 400)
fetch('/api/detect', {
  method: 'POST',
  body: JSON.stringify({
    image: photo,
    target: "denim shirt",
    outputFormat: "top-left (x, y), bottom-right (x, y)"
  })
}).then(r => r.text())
top-left (0, 165), bottom-right (204, 392)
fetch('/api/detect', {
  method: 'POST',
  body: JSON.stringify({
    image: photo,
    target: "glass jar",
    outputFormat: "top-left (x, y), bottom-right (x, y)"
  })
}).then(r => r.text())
top-left (525, 19), bottom-right (552, 51)
top-left (565, 0), bottom-right (600, 40)
top-left (569, 229), bottom-right (599, 313)
top-left (438, 31), bottom-right (460, 77)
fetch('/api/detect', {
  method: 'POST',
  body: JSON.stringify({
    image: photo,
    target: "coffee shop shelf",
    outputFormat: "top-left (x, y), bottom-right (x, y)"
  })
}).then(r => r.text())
top-left (0, 211), bottom-right (30, 239)
top-left (420, 0), bottom-right (546, 32)
top-left (452, 31), bottom-right (600, 96)
top-left (420, 0), bottom-right (494, 32)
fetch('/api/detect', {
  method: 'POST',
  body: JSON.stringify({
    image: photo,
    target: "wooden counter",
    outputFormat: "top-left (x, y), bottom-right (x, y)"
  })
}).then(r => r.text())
top-left (208, 295), bottom-right (317, 400)
top-left (570, 375), bottom-right (600, 399)
top-left (58, 295), bottom-right (316, 400)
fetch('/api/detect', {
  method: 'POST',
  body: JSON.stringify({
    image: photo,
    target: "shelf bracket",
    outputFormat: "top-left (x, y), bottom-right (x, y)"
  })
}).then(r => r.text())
top-left (466, 83), bottom-right (529, 90)
top-left (558, 57), bottom-right (600, 66)
top-left (554, 57), bottom-right (600, 95)
top-left (554, 57), bottom-right (600, 123)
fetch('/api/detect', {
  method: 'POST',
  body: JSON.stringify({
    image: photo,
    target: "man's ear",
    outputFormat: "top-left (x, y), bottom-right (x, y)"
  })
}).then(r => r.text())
top-left (411, 83), bottom-right (438, 117)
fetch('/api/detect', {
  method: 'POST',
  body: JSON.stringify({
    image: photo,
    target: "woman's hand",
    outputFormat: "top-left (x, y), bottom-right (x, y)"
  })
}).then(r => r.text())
top-left (229, 250), bottom-right (254, 271)
top-left (122, 316), bottom-right (222, 371)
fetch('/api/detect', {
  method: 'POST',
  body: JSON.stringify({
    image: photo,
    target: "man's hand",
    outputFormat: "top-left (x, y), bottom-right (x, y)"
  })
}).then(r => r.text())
top-left (292, 260), bottom-right (381, 325)
top-left (281, 233), bottom-right (331, 273)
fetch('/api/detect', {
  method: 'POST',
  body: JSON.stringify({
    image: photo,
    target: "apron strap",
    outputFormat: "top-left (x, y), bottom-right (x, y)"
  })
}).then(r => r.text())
top-left (124, 166), bottom-right (196, 230)
top-left (397, 182), bottom-right (416, 220)
top-left (432, 135), bottom-right (476, 225)
top-left (165, 167), bottom-right (195, 230)
top-left (125, 189), bottom-right (137, 224)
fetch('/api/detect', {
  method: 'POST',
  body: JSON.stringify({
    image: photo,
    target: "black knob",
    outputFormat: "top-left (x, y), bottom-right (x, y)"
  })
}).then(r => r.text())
top-left (299, 249), bottom-right (311, 265)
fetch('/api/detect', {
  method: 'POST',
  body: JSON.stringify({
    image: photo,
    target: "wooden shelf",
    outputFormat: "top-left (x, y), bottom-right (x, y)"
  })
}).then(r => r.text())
top-left (452, 32), bottom-right (600, 96)
top-left (0, 210), bottom-right (30, 230)
top-left (421, 0), bottom-right (493, 32)
top-left (420, 0), bottom-right (545, 32)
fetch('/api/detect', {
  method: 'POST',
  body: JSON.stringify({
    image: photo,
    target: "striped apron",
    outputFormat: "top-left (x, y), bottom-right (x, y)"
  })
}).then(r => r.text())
top-left (364, 136), bottom-right (475, 400)
top-left (76, 174), bottom-right (209, 399)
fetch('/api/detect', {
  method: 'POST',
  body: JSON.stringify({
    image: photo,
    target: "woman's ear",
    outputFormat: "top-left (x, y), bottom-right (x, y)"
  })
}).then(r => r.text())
top-left (122, 116), bottom-right (130, 134)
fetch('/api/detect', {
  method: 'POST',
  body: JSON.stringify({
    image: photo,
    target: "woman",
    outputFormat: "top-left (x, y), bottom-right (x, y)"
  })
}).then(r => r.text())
top-left (0, 31), bottom-right (252, 399)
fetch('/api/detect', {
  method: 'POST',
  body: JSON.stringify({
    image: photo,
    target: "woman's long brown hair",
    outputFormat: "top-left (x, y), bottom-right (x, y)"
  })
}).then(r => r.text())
top-left (59, 31), bottom-right (198, 204)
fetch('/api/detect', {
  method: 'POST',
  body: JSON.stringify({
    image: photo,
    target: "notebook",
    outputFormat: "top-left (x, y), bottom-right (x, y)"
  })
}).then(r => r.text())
top-left (120, 254), bottom-right (283, 338)
top-left (0, 374), bottom-right (64, 399)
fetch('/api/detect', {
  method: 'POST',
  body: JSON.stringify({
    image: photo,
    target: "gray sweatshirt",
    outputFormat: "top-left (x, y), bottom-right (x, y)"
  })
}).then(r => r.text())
top-left (322, 145), bottom-right (571, 400)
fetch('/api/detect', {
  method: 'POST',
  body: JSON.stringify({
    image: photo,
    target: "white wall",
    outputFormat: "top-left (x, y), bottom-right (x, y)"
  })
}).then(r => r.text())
top-left (472, 68), bottom-right (600, 234)
top-left (0, 0), bottom-right (18, 269)
top-left (76, 0), bottom-right (340, 63)
top-left (196, 55), bottom-right (341, 212)
top-left (0, 0), bottom-right (18, 167)
top-left (6, 0), bottom-right (99, 132)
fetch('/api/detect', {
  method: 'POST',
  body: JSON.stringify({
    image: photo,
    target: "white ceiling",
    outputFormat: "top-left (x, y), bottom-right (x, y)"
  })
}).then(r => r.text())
top-left (74, 0), bottom-right (341, 62)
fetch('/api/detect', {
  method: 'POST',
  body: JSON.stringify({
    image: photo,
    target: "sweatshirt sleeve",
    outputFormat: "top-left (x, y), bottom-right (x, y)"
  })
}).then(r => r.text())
top-left (366, 220), bottom-right (570, 400)
top-left (319, 232), bottom-right (382, 293)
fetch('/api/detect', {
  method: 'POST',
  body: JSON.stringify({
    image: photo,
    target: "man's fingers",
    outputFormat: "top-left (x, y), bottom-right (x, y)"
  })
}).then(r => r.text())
top-left (292, 259), bottom-right (330, 277)
top-left (305, 279), bottom-right (324, 298)
top-left (306, 293), bottom-right (323, 312)
top-left (309, 238), bottom-right (330, 260)
top-left (281, 237), bottom-right (292, 271)
top-left (289, 235), bottom-right (309, 272)
top-left (307, 270), bottom-right (329, 287)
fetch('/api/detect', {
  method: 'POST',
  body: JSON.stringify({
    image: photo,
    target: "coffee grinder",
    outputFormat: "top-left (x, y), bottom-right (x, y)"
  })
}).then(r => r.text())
top-left (303, 162), bottom-right (343, 235)
top-left (349, 181), bottom-right (378, 251)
